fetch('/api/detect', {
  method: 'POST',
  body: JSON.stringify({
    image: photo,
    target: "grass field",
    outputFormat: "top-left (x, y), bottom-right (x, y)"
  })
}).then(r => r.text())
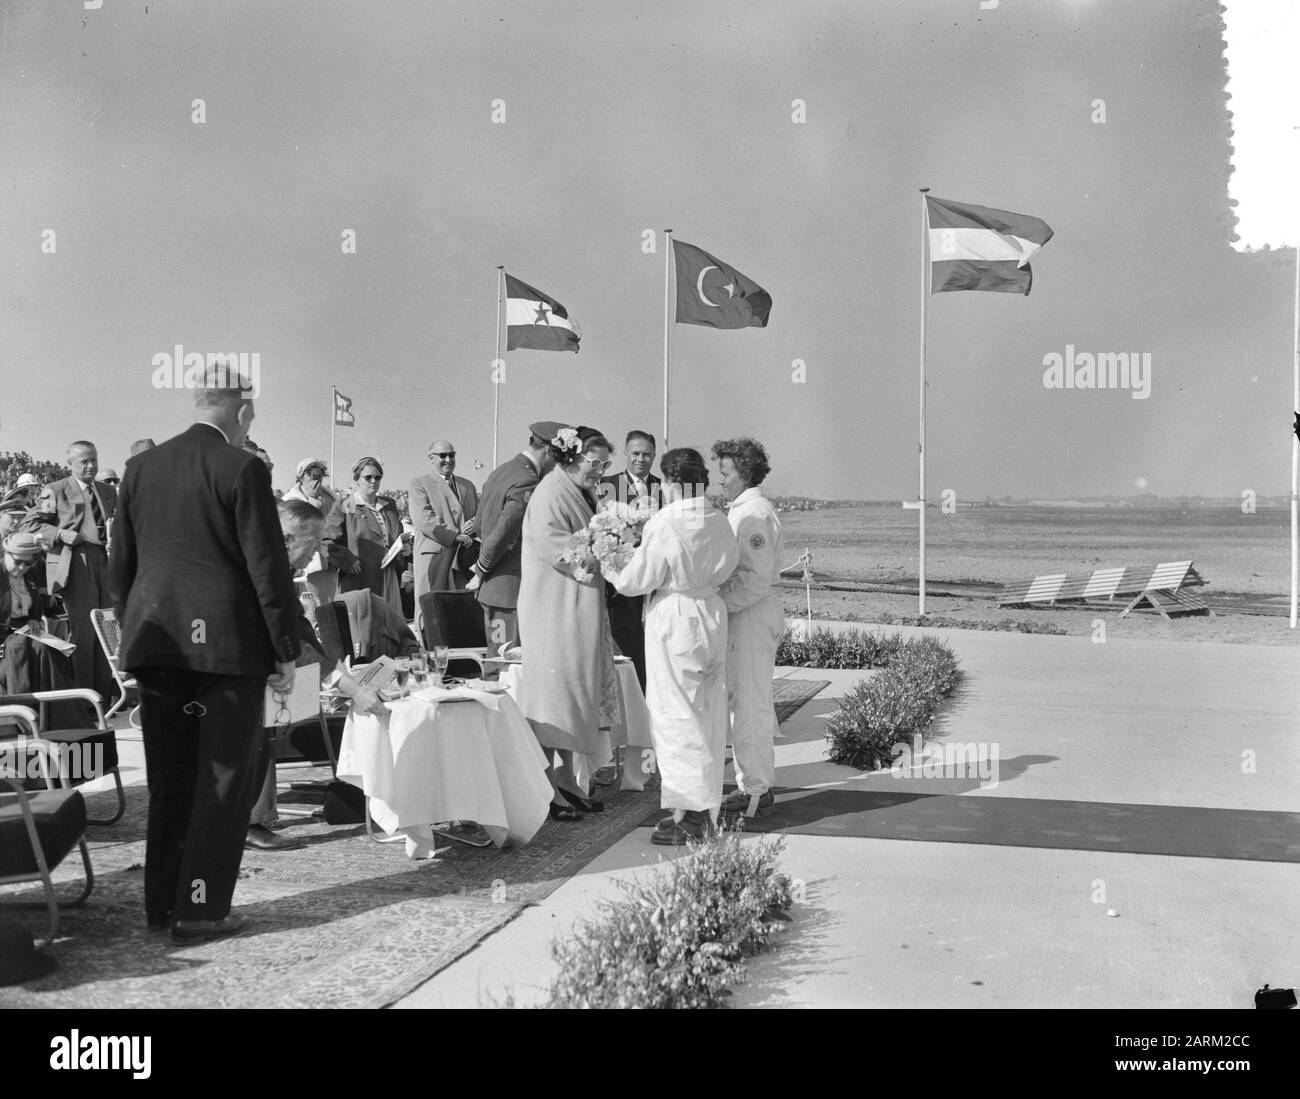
top-left (775, 504), bottom-right (1299, 646)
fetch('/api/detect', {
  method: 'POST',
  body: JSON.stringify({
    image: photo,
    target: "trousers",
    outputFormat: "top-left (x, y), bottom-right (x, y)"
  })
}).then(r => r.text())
top-left (137, 667), bottom-right (264, 923)
top-left (725, 595), bottom-right (785, 796)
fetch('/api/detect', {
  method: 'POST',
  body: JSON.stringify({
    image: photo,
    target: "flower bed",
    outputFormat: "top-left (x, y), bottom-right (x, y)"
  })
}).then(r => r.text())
top-left (545, 831), bottom-right (793, 1009)
top-left (822, 634), bottom-right (962, 771)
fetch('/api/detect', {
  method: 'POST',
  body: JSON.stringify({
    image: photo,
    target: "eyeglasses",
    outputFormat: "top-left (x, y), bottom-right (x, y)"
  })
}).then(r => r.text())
top-left (431, 452), bottom-right (456, 459)
top-left (361, 475), bottom-right (382, 482)
top-left (582, 457), bottom-right (612, 472)
top-left (101, 478), bottom-right (120, 485)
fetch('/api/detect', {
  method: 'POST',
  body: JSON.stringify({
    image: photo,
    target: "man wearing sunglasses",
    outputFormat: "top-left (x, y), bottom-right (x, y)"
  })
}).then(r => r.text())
top-left (409, 439), bottom-right (479, 633)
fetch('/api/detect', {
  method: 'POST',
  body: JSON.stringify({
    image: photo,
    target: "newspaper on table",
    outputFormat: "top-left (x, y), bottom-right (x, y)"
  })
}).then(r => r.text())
top-left (350, 655), bottom-right (397, 690)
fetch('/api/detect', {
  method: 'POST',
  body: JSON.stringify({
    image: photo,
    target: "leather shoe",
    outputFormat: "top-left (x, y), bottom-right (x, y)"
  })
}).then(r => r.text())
top-left (651, 810), bottom-right (713, 846)
top-left (548, 802), bottom-right (583, 822)
top-left (171, 914), bottom-right (248, 945)
top-left (558, 787), bottom-right (604, 813)
top-left (245, 825), bottom-right (305, 851)
top-left (720, 789), bottom-right (774, 818)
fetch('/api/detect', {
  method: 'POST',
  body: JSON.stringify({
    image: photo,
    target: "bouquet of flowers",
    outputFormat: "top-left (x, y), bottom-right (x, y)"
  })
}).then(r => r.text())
top-left (558, 496), bottom-right (656, 582)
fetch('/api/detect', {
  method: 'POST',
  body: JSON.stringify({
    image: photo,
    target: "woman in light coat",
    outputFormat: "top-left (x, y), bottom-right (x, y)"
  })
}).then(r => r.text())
top-left (606, 448), bottom-right (739, 845)
top-left (517, 426), bottom-right (620, 821)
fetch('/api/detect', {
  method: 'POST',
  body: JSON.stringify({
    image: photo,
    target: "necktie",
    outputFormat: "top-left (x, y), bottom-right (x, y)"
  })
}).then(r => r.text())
top-left (445, 476), bottom-right (460, 507)
top-left (86, 485), bottom-right (106, 543)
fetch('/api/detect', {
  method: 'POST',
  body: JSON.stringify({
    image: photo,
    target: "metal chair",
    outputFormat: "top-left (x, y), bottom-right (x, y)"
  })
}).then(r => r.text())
top-left (316, 601), bottom-right (356, 668)
top-left (0, 704), bottom-right (94, 950)
top-left (89, 608), bottom-right (142, 728)
top-left (418, 591), bottom-right (488, 677)
top-left (0, 688), bottom-right (125, 825)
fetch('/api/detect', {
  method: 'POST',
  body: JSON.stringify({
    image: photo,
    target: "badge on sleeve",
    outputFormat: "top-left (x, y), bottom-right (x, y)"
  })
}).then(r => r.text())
top-left (750, 532), bottom-right (766, 550)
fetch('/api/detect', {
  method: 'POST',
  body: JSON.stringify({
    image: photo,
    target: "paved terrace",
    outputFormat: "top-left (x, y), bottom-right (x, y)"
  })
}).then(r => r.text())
top-left (396, 622), bottom-right (1300, 1009)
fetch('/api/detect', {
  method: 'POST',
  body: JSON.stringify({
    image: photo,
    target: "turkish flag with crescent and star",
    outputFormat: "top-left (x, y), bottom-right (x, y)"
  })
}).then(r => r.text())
top-left (672, 239), bottom-right (772, 329)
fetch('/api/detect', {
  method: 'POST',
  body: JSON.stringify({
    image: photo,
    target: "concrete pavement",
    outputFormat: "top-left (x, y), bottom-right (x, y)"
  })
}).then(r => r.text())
top-left (394, 621), bottom-right (1300, 1009)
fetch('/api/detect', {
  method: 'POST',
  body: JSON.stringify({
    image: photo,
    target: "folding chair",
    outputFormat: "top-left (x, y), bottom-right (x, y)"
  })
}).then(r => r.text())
top-left (0, 704), bottom-right (94, 950)
top-left (0, 688), bottom-right (125, 826)
top-left (90, 608), bottom-right (142, 728)
top-left (316, 601), bottom-right (355, 668)
top-left (418, 591), bottom-right (488, 678)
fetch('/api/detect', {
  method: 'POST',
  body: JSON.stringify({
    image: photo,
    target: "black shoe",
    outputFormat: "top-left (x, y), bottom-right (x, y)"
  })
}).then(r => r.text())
top-left (591, 764), bottom-right (619, 787)
top-left (171, 914), bottom-right (248, 945)
top-left (651, 810), bottom-right (713, 846)
top-left (720, 789), bottom-right (774, 818)
top-left (245, 825), bottom-right (306, 851)
top-left (558, 787), bottom-right (604, 813)
top-left (548, 802), bottom-right (583, 822)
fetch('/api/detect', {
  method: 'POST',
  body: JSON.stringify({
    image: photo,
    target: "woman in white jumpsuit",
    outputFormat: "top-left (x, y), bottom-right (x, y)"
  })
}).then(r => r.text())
top-left (712, 436), bottom-right (785, 820)
top-left (607, 448), bottom-right (739, 845)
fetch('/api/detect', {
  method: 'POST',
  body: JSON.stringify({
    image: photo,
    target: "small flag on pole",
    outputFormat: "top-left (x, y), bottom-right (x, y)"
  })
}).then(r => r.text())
top-left (673, 239), bottom-right (772, 328)
top-left (505, 274), bottom-right (581, 352)
top-left (926, 196), bottom-right (1054, 295)
top-left (333, 387), bottom-right (355, 427)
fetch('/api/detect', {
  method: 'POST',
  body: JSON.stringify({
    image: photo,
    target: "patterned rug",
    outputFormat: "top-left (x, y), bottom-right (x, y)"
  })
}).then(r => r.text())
top-left (0, 770), bottom-right (660, 1008)
top-left (772, 677), bottom-right (831, 722)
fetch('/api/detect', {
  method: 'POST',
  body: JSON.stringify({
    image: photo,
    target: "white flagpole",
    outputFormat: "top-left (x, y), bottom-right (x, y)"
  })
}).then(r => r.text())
top-left (663, 229), bottom-right (674, 448)
top-left (330, 386), bottom-right (337, 494)
top-left (1291, 234), bottom-right (1298, 628)
top-left (917, 189), bottom-right (930, 616)
top-left (494, 265), bottom-right (505, 469)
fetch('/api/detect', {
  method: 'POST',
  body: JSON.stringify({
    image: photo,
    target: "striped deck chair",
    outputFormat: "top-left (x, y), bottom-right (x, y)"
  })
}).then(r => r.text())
top-left (1119, 562), bottom-right (1212, 618)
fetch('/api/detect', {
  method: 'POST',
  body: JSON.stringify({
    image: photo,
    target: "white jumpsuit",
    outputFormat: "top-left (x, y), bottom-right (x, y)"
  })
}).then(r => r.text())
top-left (608, 496), bottom-right (739, 812)
top-left (720, 485), bottom-right (785, 797)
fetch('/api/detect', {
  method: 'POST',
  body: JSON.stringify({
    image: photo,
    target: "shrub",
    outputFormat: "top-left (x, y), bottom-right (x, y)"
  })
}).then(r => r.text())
top-left (776, 626), bottom-right (904, 669)
top-left (545, 831), bottom-right (793, 1009)
top-left (824, 634), bottom-right (962, 771)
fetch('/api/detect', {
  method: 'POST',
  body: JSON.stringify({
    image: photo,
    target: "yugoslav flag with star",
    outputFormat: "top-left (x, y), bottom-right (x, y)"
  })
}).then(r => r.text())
top-left (505, 273), bottom-right (581, 352)
top-left (673, 239), bottom-right (772, 329)
top-left (926, 196), bottom-right (1054, 295)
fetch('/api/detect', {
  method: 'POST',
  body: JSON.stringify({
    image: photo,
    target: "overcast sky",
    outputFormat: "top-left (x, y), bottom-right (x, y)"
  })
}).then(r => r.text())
top-left (1, 0), bottom-right (1296, 500)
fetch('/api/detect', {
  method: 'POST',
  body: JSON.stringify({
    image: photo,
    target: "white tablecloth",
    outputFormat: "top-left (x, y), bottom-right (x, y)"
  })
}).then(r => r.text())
top-left (498, 660), bottom-right (655, 791)
top-left (336, 686), bottom-right (552, 857)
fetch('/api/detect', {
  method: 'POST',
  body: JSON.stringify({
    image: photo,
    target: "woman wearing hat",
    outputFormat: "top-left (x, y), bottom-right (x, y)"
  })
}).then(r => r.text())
top-left (283, 458), bottom-right (343, 605)
top-left (517, 426), bottom-right (622, 820)
top-left (321, 457), bottom-right (408, 617)
top-left (0, 532), bottom-right (87, 726)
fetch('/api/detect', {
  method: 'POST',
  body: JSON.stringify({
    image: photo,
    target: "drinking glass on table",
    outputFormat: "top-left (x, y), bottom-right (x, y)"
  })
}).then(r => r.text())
top-left (408, 650), bottom-right (428, 688)
top-left (432, 645), bottom-right (450, 685)
top-left (394, 657), bottom-right (411, 693)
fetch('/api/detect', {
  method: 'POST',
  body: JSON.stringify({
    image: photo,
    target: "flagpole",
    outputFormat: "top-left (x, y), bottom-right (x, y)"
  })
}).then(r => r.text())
top-left (663, 229), bottom-right (674, 448)
top-left (918, 188), bottom-right (930, 617)
top-left (1291, 231), bottom-right (1298, 628)
top-left (330, 386), bottom-right (337, 496)
top-left (494, 265), bottom-right (505, 469)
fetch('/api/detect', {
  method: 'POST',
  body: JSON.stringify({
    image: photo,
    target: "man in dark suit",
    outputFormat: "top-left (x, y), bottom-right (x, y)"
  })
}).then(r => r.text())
top-left (410, 439), bottom-right (479, 634)
top-left (466, 422), bottom-right (564, 657)
top-left (109, 369), bottom-right (300, 944)
top-left (26, 441), bottom-right (117, 702)
top-left (599, 429), bottom-right (662, 690)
